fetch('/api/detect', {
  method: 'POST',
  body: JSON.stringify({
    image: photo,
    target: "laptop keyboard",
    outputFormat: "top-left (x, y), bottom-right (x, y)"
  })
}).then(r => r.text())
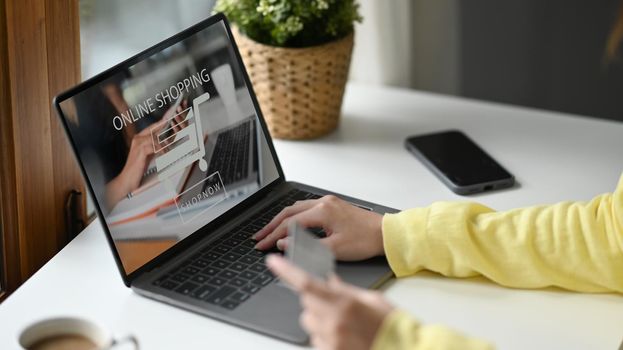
top-left (152, 188), bottom-right (322, 310)
top-left (205, 120), bottom-right (252, 189)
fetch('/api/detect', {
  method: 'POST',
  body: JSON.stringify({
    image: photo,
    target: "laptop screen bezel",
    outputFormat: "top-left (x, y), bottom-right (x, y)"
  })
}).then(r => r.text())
top-left (53, 13), bottom-right (286, 286)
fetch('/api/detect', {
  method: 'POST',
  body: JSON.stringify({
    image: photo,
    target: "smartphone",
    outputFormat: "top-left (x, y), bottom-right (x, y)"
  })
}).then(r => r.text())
top-left (405, 130), bottom-right (515, 195)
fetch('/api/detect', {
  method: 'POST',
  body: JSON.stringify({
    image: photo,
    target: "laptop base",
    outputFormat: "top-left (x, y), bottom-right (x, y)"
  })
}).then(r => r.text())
top-left (133, 181), bottom-right (396, 344)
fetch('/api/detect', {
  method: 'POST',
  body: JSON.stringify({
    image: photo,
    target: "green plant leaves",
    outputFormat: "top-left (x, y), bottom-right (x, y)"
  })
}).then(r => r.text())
top-left (215, 0), bottom-right (362, 47)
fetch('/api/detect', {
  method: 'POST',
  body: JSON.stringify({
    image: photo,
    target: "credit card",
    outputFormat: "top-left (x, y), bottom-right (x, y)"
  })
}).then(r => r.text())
top-left (286, 221), bottom-right (335, 280)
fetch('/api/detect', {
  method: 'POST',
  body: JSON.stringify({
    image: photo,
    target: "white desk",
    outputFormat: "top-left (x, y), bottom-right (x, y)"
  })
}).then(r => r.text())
top-left (2, 83), bottom-right (622, 349)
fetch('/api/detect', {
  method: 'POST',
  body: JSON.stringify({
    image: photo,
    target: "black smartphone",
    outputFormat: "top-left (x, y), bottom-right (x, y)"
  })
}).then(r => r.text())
top-left (405, 130), bottom-right (515, 195)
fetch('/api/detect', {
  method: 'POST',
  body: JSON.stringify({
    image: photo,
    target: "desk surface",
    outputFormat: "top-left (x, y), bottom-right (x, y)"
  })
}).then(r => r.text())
top-left (2, 83), bottom-right (622, 349)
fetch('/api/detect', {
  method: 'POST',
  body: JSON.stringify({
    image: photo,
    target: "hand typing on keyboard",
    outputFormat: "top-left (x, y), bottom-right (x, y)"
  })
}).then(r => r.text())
top-left (253, 195), bottom-right (384, 261)
top-left (152, 189), bottom-right (382, 311)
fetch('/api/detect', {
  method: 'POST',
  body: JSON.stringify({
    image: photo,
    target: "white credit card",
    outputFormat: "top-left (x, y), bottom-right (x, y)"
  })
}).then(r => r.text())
top-left (286, 221), bottom-right (335, 280)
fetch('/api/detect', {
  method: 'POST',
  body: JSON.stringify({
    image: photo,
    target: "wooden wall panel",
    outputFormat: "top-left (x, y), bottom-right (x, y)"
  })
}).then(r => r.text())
top-left (0, 0), bottom-right (21, 298)
top-left (0, 0), bottom-right (84, 296)
top-left (45, 0), bottom-right (85, 248)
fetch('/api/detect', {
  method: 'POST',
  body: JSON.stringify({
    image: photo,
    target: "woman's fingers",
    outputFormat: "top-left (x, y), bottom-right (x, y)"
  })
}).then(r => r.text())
top-left (253, 200), bottom-right (316, 241)
top-left (132, 134), bottom-right (154, 156)
top-left (275, 237), bottom-right (289, 251)
top-left (300, 293), bottom-right (336, 317)
top-left (134, 136), bottom-right (155, 172)
top-left (153, 115), bottom-right (170, 132)
top-left (299, 311), bottom-right (315, 333)
top-left (266, 255), bottom-right (330, 296)
top-left (266, 255), bottom-right (308, 290)
top-left (266, 255), bottom-right (337, 310)
top-left (172, 119), bottom-right (180, 134)
top-left (254, 204), bottom-right (327, 250)
top-left (301, 311), bottom-right (332, 350)
top-left (172, 115), bottom-right (184, 133)
top-left (276, 233), bottom-right (337, 256)
top-left (172, 101), bottom-right (189, 132)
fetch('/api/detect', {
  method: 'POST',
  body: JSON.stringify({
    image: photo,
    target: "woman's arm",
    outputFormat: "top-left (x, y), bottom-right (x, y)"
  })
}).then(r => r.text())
top-left (383, 174), bottom-right (623, 293)
top-left (372, 310), bottom-right (493, 350)
top-left (267, 255), bottom-right (494, 350)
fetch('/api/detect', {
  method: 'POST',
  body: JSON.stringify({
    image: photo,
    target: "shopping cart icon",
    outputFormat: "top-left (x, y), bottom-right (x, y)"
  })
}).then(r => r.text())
top-left (151, 93), bottom-right (209, 181)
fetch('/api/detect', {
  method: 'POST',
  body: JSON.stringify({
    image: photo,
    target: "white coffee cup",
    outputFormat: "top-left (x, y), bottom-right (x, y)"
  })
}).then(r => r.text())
top-left (18, 317), bottom-right (138, 350)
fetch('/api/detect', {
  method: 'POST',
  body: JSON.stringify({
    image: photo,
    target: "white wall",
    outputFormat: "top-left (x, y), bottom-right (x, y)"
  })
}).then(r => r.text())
top-left (349, 0), bottom-right (460, 94)
top-left (80, 0), bottom-right (215, 79)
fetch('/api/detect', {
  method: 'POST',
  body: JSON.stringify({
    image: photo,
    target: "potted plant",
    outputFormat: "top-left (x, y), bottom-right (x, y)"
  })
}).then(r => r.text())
top-left (215, 0), bottom-right (362, 139)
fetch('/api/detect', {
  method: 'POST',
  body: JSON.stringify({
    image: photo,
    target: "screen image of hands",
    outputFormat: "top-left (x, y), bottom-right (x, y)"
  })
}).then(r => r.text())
top-left (105, 99), bottom-right (190, 210)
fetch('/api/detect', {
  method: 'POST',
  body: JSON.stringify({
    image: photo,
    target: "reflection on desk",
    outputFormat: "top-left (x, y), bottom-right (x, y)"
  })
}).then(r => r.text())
top-left (116, 239), bottom-right (177, 273)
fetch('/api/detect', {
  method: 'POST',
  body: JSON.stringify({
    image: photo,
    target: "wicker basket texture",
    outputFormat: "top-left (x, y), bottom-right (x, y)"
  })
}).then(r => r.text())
top-left (233, 28), bottom-right (354, 139)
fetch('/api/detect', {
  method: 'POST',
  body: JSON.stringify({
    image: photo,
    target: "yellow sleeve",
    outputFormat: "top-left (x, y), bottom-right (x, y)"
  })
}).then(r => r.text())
top-left (382, 174), bottom-right (623, 293)
top-left (371, 310), bottom-right (494, 350)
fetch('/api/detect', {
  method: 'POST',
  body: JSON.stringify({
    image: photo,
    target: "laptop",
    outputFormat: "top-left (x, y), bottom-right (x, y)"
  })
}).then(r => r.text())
top-left (54, 13), bottom-right (396, 344)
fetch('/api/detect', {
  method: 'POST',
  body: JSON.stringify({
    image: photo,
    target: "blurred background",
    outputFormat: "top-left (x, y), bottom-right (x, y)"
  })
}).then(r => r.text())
top-left (80, 0), bottom-right (623, 122)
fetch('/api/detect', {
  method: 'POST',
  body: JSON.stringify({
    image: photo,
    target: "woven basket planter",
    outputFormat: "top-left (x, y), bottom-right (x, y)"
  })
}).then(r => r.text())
top-left (233, 28), bottom-right (354, 140)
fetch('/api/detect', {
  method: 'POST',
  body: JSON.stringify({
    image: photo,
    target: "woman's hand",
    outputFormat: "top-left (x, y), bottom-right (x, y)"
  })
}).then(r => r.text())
top-left (267, 255), bottom-right (394, 350)
top-left (119, 130), bottom-right (155, 192)
top-left (155, 99), bottom-right (190, 148)
top-left (253, 195), bottom-right (385, 261)
top-left (119, 99), bottom-right (191, 191)
top-left (105, 127), bottom-right (155, 209)
top-left (105, 100), bottom-right (190, 207)
top-left (161, 99), bottom-right (190, 136)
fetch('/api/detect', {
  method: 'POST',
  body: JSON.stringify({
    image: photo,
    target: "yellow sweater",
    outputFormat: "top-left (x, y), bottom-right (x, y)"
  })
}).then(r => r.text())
top-left (372, 174), bottom-right (623, 349)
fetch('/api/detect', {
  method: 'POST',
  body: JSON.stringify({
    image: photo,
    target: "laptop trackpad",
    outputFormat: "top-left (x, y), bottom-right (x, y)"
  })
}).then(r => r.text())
top-left (230, 283), bottom-right (307, 343)
top-left (337, 257), bottom-right (393, 289)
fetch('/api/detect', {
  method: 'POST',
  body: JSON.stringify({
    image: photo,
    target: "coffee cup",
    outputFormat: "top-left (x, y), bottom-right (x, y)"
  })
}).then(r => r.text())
top-left (18, 317), bottom-right (138, 350)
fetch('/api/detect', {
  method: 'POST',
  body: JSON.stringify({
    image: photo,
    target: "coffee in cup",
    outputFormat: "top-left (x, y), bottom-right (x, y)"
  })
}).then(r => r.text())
top-left (27, 334), bottom-right (97, 350)
top-left (19, 317), bottom-right (138, 350)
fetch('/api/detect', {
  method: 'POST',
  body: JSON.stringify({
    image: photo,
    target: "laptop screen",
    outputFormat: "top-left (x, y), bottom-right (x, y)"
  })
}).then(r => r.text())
top-left (57, 18), bottom-right (280, 275)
